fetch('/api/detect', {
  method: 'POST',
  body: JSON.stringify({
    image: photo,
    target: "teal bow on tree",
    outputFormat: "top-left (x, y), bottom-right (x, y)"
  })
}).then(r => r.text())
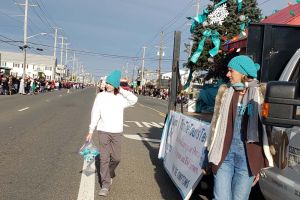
top-left (189, 9), bottom-right (208, 33)
top-left (191, 29), bottom-right (220, 64)
top-left (237, 0), bottom-right (243, 12)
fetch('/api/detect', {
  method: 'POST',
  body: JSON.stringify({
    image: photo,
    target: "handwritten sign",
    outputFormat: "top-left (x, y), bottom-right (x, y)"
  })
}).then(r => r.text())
top-left (158, 111), bottom-right (210, 200)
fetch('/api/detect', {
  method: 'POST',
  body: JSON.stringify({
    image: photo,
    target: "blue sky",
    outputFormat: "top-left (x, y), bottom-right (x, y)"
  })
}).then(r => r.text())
top-left (0, 0), bottom-right (291, 79)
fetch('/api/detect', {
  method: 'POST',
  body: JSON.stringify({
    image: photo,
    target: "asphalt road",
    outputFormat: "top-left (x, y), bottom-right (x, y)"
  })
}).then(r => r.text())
top-left (0, 88), bottom-right (264, 200)
top-left (0, 88), bottom-right (183, 200)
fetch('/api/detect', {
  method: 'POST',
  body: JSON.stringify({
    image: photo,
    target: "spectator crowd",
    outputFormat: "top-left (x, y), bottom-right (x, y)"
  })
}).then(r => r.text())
top-left (0, 72), bottom-right (84, 95)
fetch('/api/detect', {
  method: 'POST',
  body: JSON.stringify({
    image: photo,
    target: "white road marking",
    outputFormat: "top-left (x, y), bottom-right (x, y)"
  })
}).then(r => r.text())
top-left (142, 122), bottom-right (162, 128)
top-left (123, 121), bottom-right (164, 128)
top-left (123, 134), bottom-right (161, 143)
top-left (77, 160), bottom-right (96, 200)
top-left (125, 121), bottom-right (143, 127)
top-left (18, 107), bottom-right (30, 112)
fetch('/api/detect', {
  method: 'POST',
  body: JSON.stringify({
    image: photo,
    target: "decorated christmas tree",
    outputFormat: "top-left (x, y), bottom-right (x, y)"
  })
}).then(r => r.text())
top-left (186, 0), bottom-right (262, 80)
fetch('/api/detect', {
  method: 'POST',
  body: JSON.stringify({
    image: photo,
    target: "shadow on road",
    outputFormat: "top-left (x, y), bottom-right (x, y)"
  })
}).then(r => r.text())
top-left (138, 127), bottom-right (214, 200)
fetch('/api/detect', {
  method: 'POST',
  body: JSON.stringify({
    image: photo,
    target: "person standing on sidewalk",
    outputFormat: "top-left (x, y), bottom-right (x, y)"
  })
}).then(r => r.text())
top-left (206, 55), bottom-right (274, 200)
top-left (86, 70), bottom-right (138, 197)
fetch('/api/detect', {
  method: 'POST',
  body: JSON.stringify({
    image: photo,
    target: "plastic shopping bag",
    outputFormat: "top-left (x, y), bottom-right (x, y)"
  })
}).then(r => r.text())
top-left (78, 140), bottom-right (100, 163)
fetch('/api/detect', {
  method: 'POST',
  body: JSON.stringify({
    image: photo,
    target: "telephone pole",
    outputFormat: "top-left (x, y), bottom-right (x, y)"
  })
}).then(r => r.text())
top-left (65, 43), bottom-right (70, 65)
top-left (20, 0), bottom-right (36, 80)
top-left (22, 0), bottom-right (29, 81)
top-left (52, 27), bottom-right (60, 80)
top-left (195, 0), bottom-right (200, 16)
top-left (141, 46), bottom-right (146, 87)
top-left (156, 31), bottom-right (166, 89)
top-left (72, 52), bottom-right (76, 81)
top-left (60, 36), bottom-right (65, 65)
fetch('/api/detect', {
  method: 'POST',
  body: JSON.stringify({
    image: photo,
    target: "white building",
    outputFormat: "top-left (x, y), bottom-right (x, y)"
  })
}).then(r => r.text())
top-left (0, 51), bottom-right (57, 80)
top-left (56, 64), bottom-right (67, 80)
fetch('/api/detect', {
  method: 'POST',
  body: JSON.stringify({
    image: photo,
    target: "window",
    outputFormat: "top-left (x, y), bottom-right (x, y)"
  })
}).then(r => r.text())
top-left (14, 63), bottom-right (20, 68)
top-left (45, 66), bottom-right (52, 71)
top-left (1, 62), bottom-right (7, 66)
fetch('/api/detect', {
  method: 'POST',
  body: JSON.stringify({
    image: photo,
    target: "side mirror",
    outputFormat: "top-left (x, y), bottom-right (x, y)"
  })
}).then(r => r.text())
top-left (262, 81), bottom-right (300, 127)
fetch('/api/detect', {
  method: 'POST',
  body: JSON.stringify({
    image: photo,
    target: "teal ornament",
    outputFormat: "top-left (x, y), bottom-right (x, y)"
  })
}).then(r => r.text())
top-left (297, 0), bottom-right (300, 3)
top-left (239, 15), bottom-right (246, 21)
top-left (290, 10), bottom-right (296, 16)
top-left (190, 29), bottom-right (220, 63)
top-left (237, 0), bottom-right (243, 12)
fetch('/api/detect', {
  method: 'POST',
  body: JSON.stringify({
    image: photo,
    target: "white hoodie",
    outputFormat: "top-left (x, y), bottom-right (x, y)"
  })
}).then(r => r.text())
top-left (89, 88), bottom-right (138, 134)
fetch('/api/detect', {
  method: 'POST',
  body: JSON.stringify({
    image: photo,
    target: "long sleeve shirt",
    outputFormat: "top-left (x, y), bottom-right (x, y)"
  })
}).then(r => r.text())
top-left (88, 88), bottom-right (138, 134)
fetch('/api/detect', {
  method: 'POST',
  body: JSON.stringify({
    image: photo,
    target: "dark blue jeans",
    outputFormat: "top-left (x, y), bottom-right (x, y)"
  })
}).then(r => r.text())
top-left (213, 137), bottom-right (254, 200)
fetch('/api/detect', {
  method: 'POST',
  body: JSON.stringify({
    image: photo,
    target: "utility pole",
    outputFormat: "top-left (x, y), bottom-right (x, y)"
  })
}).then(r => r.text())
top-left (156, 31), bottom-right (165, 89)
top-left (141, 46), bottom-right (146, 87)
top-left (65, 43), bottom-right (70, 65)
top-left (168, 31), bottom-right (181, 112)
top-left (52, 27), bottom-right (59, 81)
top-left (21, 0), bottom-right (29, 81)
top-left (60, 36), bottom-right (64, 65)
top-left (72, 52), bottom-right (75, 81)
top-left (195, 0), bottom-right (200, 16)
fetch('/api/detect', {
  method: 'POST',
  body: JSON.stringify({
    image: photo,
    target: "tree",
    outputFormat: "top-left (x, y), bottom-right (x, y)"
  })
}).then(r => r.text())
top-left (186, 0), bottom-right (262, 79)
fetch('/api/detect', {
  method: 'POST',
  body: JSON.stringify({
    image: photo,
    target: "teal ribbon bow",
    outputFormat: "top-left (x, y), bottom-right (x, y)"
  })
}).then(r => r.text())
top-left (237, 0), bottom-right (242, 12)
top-left (239, 22), bottom-right (246, 37)
top-left (183, 70), bottom-right (194, 90)
top-left (189, 9), bottom-right (208, 33)
top-left (191, 29), bottom-right (220, 63)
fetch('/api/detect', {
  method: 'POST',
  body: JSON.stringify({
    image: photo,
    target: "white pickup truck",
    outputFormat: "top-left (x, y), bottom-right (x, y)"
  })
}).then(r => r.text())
top-left (260, 48), bottom-right (300, 200)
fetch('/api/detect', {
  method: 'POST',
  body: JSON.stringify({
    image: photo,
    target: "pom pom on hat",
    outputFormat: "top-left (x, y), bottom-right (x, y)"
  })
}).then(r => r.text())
top-left (228, 55), bottom-right (260, 78)
top-left (106, 70), bottom-right (121, 88)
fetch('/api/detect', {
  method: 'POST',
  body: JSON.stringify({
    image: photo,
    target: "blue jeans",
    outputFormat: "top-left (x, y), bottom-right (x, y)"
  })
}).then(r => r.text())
top-left (213, 138), bottom-right (254, 200)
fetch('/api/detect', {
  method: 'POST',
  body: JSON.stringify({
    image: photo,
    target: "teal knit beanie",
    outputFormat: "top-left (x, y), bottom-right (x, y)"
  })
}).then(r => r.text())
top-left (106, 70), bottom-right (121, 88)
top-left (228, 55), bottom-right (260, 78)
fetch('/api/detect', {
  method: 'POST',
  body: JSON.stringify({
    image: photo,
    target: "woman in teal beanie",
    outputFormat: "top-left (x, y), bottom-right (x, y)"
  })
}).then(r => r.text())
top-left (86, 70), bottom-right (138, 197)
top-left (206, 55), bottom-right (274, 200)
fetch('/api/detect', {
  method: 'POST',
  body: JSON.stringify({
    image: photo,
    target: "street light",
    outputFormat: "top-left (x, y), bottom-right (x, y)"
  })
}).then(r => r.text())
top-left (27, 32), bottom-right (47, 39)
top-left (21, 32), bottom-right (47, 80)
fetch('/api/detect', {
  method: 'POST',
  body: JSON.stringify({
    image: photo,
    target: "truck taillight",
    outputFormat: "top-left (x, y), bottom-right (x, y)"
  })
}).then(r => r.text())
top-left (262, 103), bottom-right (270, 118)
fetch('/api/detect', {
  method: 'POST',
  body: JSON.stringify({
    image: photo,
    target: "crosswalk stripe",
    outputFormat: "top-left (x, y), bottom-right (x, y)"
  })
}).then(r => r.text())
top-left (123, 134), bottom-right (161, 143)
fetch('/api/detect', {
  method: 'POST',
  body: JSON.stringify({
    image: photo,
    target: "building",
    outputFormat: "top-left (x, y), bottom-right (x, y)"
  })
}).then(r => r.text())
top-left (56, 64), bottom-right (67, 81)
top-left (0, 51), bottom-right (57, 80)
